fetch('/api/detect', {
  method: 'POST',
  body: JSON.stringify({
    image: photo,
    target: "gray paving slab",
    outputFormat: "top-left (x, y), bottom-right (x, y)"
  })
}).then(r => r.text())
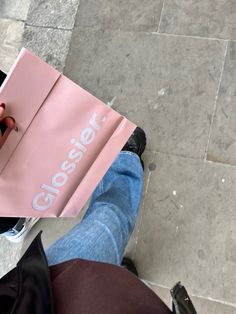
top-left (159, 0), bottom-right (236, 40)
top-left (208, 41), bottom-right (236, 165)
top-left (150, 284), bottom-right (236, 314)
top-left (135, 152), bottom-right (236, 304)
top-left (76, 0), bottom-right (164, 31)
top-left (192, 296), bottom-right (236, 314)
top-left (22, 25), bottom-right (72, 72)
top-left (0, 0), bottom-right (31, 21)
top-left (0, 19), bottom-right (24, 73)
top-left (1, 1), bottom-right (236, 312)
top-left (27, 0), bottom-right (80, 29)
top-left (65, 28), bottom-right (226, 159)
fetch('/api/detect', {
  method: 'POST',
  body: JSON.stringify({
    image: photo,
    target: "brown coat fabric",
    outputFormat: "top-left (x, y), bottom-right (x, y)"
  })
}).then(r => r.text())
top-left (50, 259), bottom-right (172, 314)
top-left (0, 233), bottom-right (172, 314)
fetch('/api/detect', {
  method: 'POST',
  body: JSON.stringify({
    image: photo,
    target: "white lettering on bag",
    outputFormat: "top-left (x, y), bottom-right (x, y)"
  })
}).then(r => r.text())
top-left (32, 112), bottom-right (105, 212)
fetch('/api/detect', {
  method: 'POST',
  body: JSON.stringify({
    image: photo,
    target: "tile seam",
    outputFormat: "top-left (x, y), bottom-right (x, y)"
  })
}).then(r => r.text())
top-left (157, 0), bottom-right (166, 33)
top-left (203, 41), bottom-right (229, 160)
top-left (144, 281), bottom-right (236, 308)
top-left (132, 152), bottom-right (156, 260)
top-left (25, 23), bottom-right (73, 31)
top-left (151, 31), bottom-right (229, 42)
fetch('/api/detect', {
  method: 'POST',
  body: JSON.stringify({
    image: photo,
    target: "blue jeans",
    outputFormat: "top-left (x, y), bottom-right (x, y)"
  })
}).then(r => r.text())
top-left (46, 151), bottom-right (143, 266)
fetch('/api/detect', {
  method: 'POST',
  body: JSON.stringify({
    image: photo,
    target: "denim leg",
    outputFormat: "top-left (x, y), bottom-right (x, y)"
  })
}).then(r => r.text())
top-left (46, 151), bottom-right (143, 266)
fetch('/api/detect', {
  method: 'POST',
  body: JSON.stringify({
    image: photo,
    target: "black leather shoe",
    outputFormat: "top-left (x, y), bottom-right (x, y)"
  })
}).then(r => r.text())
top-left (121, 257), bottom-right (139, 277)
top-left (122, 127), bottom-right (146, 168)
top-left (122, 127), bottom-right (146, 157)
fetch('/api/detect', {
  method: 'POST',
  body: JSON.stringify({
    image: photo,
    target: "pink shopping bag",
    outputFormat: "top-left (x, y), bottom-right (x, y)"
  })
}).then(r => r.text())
top-left (0, 48), bottom-right (136, 217)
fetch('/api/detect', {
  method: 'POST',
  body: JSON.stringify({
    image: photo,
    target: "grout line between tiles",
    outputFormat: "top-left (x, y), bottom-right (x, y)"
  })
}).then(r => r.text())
top-left (132, 172), bottom-right (152, 257)
top-left (203, 41), bottom-right (229, 160)
top-left (146, 149), bottom-right (203, 162)
top-left (132, 152), bottom-right (156, 260)
top-left (191, 295), bottom-right (236, 309)
top-left (151, 31), bottom-right (229, 42)
top-left (157, 0), bottom-right (166, 33)
top-left (70, 24), bottom-right (230, 43)
top-left (25, 23), bottom-right (73, 31)
top-left (0, 17), bottom-right (26, 23)
top-left (146, 148), bottom-right (236, 169)
top-left (144, 281), bottom-right (236, 309)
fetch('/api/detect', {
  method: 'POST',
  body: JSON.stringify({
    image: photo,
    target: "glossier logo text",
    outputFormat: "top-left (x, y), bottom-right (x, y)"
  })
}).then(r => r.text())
top-left (32, 113), bottom-right (106, 212)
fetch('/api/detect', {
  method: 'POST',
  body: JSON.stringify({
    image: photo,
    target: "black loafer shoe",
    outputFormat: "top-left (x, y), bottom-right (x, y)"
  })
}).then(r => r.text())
top-left (122, 127), bottom-right (146, 168)
top-left (121, 257), bottom-right (139, 277)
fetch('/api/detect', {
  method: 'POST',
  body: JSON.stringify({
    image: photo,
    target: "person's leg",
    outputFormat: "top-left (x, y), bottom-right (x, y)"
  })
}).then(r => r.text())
top-left (46, 151), bottom-right (143, 266)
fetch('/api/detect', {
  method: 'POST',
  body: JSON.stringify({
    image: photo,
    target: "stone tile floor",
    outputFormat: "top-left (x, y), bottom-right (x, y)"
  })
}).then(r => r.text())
top-left (1, 0), bottom-right (236, 312)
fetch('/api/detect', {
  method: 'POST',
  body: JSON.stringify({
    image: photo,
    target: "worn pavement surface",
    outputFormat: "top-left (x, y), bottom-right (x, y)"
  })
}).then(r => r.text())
top-left (0, 1), bottom-right (236, 312)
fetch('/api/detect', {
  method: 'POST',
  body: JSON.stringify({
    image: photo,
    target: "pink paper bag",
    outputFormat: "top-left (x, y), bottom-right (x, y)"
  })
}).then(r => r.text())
top-left (0, 48), bottom-right (136, 217)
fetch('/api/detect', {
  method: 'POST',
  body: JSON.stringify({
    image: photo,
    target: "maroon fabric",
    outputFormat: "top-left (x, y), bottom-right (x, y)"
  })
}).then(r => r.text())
top-left (50, 259), bottom-right (172, 314)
